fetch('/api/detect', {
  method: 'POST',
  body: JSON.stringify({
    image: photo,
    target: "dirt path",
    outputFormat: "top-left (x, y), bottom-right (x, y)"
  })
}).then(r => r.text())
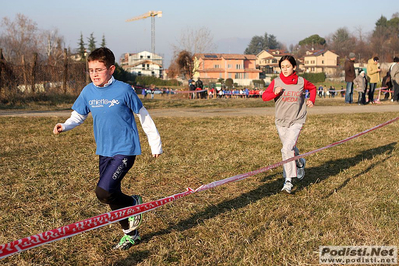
top-left (0, 104), bottom-right (398, 118)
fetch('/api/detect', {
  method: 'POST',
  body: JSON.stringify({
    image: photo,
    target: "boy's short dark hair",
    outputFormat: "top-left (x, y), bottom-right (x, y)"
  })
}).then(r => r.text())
top-left (87, 47), bottom-right (115, 68)
top-left (279, 55), bottom-right (297, 68)
top-left (394, 57), bottom-right (399, 63)
top-left (373, 56), bottom-right (379, 61)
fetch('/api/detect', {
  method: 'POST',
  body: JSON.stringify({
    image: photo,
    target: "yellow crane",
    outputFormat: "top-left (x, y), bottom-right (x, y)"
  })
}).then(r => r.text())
top-left (126, 11), bottom-right (162, 55)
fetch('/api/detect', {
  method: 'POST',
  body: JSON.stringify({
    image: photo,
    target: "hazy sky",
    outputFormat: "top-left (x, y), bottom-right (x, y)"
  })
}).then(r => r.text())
top-left (1, 0), bottom-right (397, 67)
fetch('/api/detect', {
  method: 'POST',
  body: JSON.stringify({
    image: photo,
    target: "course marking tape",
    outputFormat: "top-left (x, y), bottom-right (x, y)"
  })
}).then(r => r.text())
top-left (0, 188), bottom-right (194, 259)
top-left (1, 117), bottom-right (398, 260)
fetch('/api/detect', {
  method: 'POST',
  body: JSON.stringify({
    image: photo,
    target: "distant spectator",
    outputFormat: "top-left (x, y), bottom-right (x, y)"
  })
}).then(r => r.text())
top-left (367, 56), bottom-right (381, 104)
top-left (141, 87), bottom-right (147, 98)
top-left (323, 85), bottom-right (328, 98)
top-left (331, 86), bottom-right (336, 98)
top-left (391, 57), bottom-right (399, 102)
top-left (340, 86), bottom-right (345, 97)
top-left (353, 71), bottom-right (367, 105)
top-left (189, 80), bottom-right (196, 99)
top-left (318, 85), bottom-right (323, 97)
top-left (344, 52), bottom-right (356, 103)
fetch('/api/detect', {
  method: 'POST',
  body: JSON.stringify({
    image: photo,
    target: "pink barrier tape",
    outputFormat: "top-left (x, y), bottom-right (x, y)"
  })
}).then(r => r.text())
top-left (0, 188), bottom-right (195, 259)
top-left (195, 116), bottom-right (399, 192)
top-left (1, 117), bottom-right (398, 260)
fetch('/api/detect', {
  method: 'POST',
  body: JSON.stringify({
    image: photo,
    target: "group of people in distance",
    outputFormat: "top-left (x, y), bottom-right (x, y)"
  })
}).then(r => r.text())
top-left (53, 48), bottom-right (315, 249)
top-left (345, 52), bottom-right (399, 105)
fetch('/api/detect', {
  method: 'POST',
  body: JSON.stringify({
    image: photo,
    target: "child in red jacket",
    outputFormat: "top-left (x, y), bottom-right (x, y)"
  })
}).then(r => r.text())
top-left (262, 55), bottom-right (316, 193)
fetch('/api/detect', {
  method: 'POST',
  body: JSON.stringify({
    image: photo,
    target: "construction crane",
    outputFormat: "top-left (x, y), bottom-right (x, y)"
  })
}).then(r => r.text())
top-left (126, 11), bottom-right (162, 55)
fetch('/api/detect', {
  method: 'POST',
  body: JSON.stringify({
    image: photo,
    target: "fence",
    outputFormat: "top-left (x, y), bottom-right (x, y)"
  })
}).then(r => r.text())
top-left (0, 48), bottom-right (87, 99)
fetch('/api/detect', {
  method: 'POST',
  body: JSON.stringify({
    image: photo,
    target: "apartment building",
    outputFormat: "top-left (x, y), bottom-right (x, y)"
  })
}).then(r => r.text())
top-left (193, 53), bottom-right (261, 86)
top-left (120, 51), bottom-right (163, 78)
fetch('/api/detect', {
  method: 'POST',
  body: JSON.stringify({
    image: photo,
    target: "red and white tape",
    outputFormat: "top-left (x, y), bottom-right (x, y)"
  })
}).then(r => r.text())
top-left (1, 117), bottom-right (398, 259)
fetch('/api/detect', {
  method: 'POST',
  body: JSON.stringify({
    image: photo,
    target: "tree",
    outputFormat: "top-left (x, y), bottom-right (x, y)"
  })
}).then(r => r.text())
top-left (328, 27), bottom-right (356, 58)
top-left (87, 33), bottom-right (96, 53)
top-left (171, 27), bottom-right (216, 79)
top-left (225, 78), bottom-right (233, 89)
top-left (0, 13), bottom-right (40, 62)
top-left (43, 28), bottom-right (65, 63)
top-left (244, 32), bottom-right (282, 54)
top-left (298, 34), bottom-right (326, 48)
top-left (77, 33), bottom-right (86, 61)
top-left (172, 26), bottom-right (217, 55)
top-left (101, 34), bottom-right (106, 47)
top-left (175, 50), bottom-right (193, 79)
top-left (370, 15), bottom-right (399, 61)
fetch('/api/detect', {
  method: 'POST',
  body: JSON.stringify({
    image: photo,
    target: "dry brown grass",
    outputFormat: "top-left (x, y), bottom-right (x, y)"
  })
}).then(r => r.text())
top-left (0, 109), bottom-right (399, 265)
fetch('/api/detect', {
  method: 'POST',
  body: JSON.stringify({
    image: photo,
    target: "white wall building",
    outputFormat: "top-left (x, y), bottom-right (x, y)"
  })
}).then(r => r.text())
top-left (120, 51), bottom-right (163, 78)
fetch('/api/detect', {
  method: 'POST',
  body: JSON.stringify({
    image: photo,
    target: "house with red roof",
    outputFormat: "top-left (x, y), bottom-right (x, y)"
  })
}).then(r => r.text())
top-left (256, 49), bottom-right (292, 74)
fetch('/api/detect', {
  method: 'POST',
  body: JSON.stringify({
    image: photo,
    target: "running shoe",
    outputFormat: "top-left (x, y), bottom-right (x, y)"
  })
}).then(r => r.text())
top-left (126, 195), bottom-right (143, 233)
top-left (281, 181), bottom-right (293, 194)
top-left (113, 232), bottom-right (141, 250)
top-left (297, 158), bottom-right (306, 180)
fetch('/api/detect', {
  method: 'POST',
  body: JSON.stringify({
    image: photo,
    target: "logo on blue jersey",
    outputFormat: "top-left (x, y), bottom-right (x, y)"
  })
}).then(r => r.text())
top-left (89, 99), bottom-right (120, 108)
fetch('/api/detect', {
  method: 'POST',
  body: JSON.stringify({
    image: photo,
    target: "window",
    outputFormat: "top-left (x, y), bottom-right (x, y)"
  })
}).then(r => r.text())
top-left (236, 64), bottom-right (242, 69)
top-left (227, 64), bottom-right (232, 69)
top-left (147, 56), bottom-right (150, 59)
top-left (214, 64), bottom-right (220, 68)
top-left (228, 73), bottom-right (232, 78)
top-left (140, 55), bottom-right (143, 59)
top-left (235, 73), bottom-right (243, 79)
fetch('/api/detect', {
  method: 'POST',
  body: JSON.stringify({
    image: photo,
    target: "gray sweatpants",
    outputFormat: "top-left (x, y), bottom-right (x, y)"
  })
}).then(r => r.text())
top-left (276, 123), bottom-right (303, 182)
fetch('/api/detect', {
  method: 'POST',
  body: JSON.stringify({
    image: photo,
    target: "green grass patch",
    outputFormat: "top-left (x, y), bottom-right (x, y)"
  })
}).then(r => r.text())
top-left (0, 111), bottom-right (398, 265)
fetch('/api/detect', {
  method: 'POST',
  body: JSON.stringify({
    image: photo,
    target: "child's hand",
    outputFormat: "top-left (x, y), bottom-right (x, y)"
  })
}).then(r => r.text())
top-left (53, 124), bottom-right (63, 135)
top-left (274, 87), bottom-right (284, 95)
top-left (306, 100), bottom-right (314, 107)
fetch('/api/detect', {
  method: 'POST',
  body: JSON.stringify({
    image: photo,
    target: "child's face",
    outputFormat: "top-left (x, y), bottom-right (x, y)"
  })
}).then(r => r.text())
top-left (280, 60), bottom-right (296, 77)
top-left (88, 60), bottom-right (115, 87)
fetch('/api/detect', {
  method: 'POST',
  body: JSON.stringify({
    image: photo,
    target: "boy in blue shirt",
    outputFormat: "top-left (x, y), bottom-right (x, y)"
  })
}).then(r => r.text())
top-left (53, 47), bottom-right (162, 250)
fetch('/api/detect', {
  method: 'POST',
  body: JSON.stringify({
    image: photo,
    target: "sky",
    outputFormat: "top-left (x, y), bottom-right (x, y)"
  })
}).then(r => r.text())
top-left (1, 0), bottom-right (398, 67)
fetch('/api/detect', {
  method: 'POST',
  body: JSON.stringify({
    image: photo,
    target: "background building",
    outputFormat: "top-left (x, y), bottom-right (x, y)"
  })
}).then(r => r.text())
top-left (193, 53), bottom-right (261, 86)
top-left (120, 51), bottom-right (163, 78)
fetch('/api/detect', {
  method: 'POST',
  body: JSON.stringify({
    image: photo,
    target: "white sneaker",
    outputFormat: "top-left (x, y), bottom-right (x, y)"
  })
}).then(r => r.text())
top-left (297, 158), bottom-right (306, 180)
top-left (281, 181), bottom-right (293, 193)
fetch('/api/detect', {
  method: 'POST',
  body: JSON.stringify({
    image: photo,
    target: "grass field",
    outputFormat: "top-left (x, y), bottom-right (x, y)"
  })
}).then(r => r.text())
top-left (0, 98), bottom-right (398, 265)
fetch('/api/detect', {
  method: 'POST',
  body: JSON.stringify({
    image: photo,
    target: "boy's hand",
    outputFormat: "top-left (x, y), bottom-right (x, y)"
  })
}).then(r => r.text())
top-left (53, 124), bottom-right (63, 135)
top-left (306, 100), bottom-right (314, 108)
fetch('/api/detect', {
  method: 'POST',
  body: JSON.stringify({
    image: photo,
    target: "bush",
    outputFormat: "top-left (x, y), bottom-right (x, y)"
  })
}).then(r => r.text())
top-left (299, 72), bottom-right (326, 83)
top-left (252, 79), bottom-right (266, 88)
top-left (225, 78), bottom-right (234, 89)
